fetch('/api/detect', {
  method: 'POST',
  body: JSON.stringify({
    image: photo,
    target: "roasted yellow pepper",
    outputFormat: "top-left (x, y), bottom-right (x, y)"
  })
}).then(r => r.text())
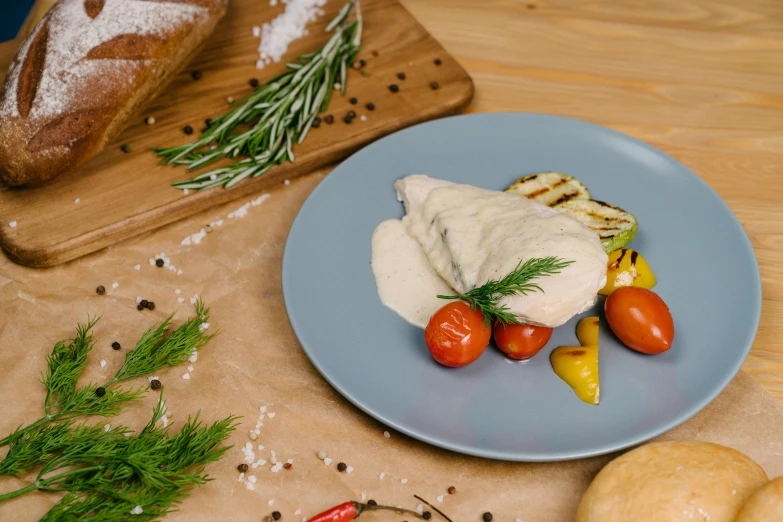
top-left (599, 248), bottom-right (656, 296)
top-left (551, 316), bottom-right (601, 405)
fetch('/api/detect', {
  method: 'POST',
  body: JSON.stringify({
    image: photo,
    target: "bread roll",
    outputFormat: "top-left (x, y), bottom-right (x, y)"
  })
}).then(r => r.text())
top-left (576, 441), bottom-right (768, 522)
top-left (735, 477), bottom-right (783, 522)
top-left (0, 0), bottom-right (229, 187)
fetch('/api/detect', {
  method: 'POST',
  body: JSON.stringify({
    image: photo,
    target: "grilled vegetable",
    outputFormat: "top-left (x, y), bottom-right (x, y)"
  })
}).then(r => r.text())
top-left (551, 345), bottom-right (600, 405)
top-left (505, 172), bottom-right (590, 207)
top-left (555, 199), bottom-right (637, 253)
top-left (600, 248), bottom-right (656, 295)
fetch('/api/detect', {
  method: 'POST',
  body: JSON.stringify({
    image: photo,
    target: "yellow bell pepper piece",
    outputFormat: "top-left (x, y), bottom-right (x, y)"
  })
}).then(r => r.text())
top-left (551, 315), bottom-right (601, 405)
top-left (576, 316), bottom-right (600, 346)
top-left (599, 248), bottom-right (656, 296)
top-left (551, 345), bottom-right (600, 405)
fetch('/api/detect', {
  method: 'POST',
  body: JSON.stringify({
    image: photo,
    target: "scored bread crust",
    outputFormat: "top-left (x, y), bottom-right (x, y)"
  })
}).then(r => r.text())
top-left (0, 0), bottom-right (229, 187)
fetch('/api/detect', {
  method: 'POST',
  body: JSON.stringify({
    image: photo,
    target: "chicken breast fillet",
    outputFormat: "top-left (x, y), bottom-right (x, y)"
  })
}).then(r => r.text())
top-left (395, 174), bottom-right (608, 327)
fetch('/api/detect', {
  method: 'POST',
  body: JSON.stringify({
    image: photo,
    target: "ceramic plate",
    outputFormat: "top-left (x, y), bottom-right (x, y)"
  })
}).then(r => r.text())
top-left (282, 113), bottom-right (761, 461)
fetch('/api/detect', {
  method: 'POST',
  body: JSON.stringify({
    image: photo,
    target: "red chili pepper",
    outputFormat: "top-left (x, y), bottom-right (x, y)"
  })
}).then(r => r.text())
top-left (308, 501), bottom-right (360, 522)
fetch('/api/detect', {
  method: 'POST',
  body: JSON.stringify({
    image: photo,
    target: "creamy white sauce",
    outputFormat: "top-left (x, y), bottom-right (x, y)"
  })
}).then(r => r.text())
top-left (394, 175), bottom-right (608, 328)
top-left (371, 219), bottom-right (454, 329)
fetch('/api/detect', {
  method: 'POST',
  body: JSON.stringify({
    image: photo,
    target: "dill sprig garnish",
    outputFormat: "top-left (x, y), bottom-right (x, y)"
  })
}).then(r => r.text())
top-left (153, 0), bottom-right (362, 191)
top-left (437, 257), bottom-right (574, 326)
top-left (0, 301), bottom-right (214, 448)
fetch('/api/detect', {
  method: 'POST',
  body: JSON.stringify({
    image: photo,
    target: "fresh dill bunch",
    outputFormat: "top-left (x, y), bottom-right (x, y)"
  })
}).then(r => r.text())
top-left (0, 301), bottom-right (216, 449)
top-left (109, 300), bottom-right (215, 385)
top-left (437, 257), bottom-right (575, 326)
top-left (0, 394), bottom-right (239, 518)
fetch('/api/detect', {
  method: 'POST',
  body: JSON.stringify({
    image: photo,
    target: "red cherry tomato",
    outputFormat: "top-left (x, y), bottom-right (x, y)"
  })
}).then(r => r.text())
top-left (424, 301), bottom-right (491, 367)
top-left (493, 322), bottom-right (553, 360)
top-left (604, 286), bottom-right (674, 354)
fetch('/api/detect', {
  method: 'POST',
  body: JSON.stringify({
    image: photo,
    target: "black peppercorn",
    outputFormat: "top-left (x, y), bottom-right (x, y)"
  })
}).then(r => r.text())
top-left (121, 144), bottom-right (132, 153)
top-left (434, 58), bottom-right (442, 65)
top-left (367, 500), bottom-right (377, 507)
top-left (359, 59), bottom-right (367, 67)
top-left (430, 81), bottom-right (440, 90)
top-left (389, 84), bottom-right (399, 93)
top-left (324, 115), bottom-right (334, 124)
top-left (191, 70), bottom-right (202, 80)
top-left (112, 341), bottom-right (121, 350)
top-left (423, 512), bottom-right (432, 520)
top-left (140, 299), bottom-right (149, 308)
top-left (160, 464), bottom-right (168, 470)
top-left (397, 72), bottom-right (406, 80)
top-left (95, 387), bottom-right (106, 397)
top-left (150, 379), bottom-right (162, 390)
top-left (349, 97), bottom-right (358, 105)
top-left (312, 117), bottom-right (321, 128)
top-left (366, 102), bottom-right (375, 111)
top-left (448, 486), bottom-right (456, 494)
top-left (238, 463), bottom-right (249, 473)
top-left (205, 118), bottom-right (213, 127)
top-left (183, 125), bottom-right (193, 135)
top-left (482, 513), bottom-right (493, 522)
top-left (347, 110), bottom-right (356, 118)
top-left (343, 115), bottom-right (353, 124)
top-left (155, 258), bottom-right (165, 267)
top-left (337, 462), bottom-right (347, 472)
top-left (146, 301), bottom-right (156, 311)
top-left (96, 285), bottom-right (106, 295)
top-left (272, 511), bottom-right (281, 521)
top-left (249, 78), bottom-right (260, 88)
top-left (137, 304), bottom-right (145, 311)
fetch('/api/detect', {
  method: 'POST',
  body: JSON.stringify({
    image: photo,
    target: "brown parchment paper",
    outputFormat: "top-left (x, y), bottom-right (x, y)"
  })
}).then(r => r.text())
top-left (1, 172), bottom-right (782, 522)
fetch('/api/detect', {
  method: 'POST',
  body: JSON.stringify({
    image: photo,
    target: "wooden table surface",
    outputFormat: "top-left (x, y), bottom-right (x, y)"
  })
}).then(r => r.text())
top-left (4, 0), bottom-right (783, 399)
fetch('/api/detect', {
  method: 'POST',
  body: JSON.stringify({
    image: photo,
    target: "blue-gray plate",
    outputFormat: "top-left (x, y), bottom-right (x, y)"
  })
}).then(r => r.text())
top-left (281, 113), bottom-right (761, 461)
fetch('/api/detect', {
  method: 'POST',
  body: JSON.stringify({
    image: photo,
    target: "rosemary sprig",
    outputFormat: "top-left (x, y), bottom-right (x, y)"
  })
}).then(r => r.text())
top-left (437, 257), bottom-right (574, 326)
top-left (154, 0), bottom-right (362, 191)
top-left (0, 301), bottom-right (215, 448)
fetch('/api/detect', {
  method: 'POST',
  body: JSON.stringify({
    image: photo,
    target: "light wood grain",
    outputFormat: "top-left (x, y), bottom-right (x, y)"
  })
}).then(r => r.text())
top-left (0, 0), bottom-right (473, 267)
top-left (5, 0), bottom-right (783, 404)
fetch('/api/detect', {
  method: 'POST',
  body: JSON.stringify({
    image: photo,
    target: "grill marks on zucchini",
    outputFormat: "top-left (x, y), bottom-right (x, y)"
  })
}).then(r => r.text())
top-left (554, 199), bottom-right (638, 253)
top-left (504, 172), bottom-right (590, 207)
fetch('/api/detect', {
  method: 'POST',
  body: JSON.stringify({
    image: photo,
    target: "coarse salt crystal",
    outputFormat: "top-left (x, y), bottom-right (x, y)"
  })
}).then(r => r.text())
top-left (100, 360), bottom-right (107, 368)
top-left (190, 294), bottom-right (200, 304)
top-left (346, 465), bottom-right (353, 473)
top-left (74, 198), bottom-right (80, 204)
top-left (252, 25), bottom-right (262, 37)
top-left (437, 495), bottom-right (443, 502)
top-left (104, 424), bottom-right (111, 432)
top-left (732, 489), bottom-right (737, 495)
top-left (134, 264), bottom-right (141, 270)
top-left (8, 221), bottom-right (17, 228)
top-left (257, 445), bottom-right (264, 450)
top-left (302, 518), bottom-right (307, 522)
top-left (360, 115), bottom-right (367, 121)
top-left (323, 457), bottom-right (332, 465)
top-left (238, 472), bottom-right (245, 481)
top-left (175, 289), bottom-right (181, 295)
top-left (416, 504), bottom-right (424, 514)
top-left (361, 493), bottom-right (366, 500)
top-left (284, 179), bottom-right (291, 185)
top-left (112, 282), bottom-right (119, 289)
top-left (199, 322), bottom-right (210, 331)
top-left (257, 458), bottom-right (267, 466)
top-left (178, 297), bottom-right (185, 303)
top-left (130, 505), bottom-right (143, 515)
top-left (248, 475), bottom-right (257, 484)
top-left (384, 431), bottom-right (390, 438)
top-left (189, 352), bottom-right (198, 363)
top-left (188, 365), bottom-right (194, 372)
top-left (295, 510), bottom-right (302, 516)
top-left (287, 459), bottom-right (293, 464)
top-left (255, 0), bottom-right (326, 69)
top-left (137, 296), bottom-right (143, 303)
top-left (149, 257), bottom-right (156, 265)
top-left (260, 405), bottom-right (268, 413)
top-left (148, 375), bottom-right (159, 382)
top-left (401, 478), bottom-right (408, 484)
top-left (183, 189), bottom-right (190, 195)
top-left (317, 450), bottom-right (326, 460)
top-left (379, 472), bottom-right (385, 480)
top-left (177, 269), bottom-right (183, 275)
top-left (516, 519), bottom-right (523, 522)
top-left (247, 482), bottom-right (255, 491)
top-left (182, 373), bottom-right (190, 380)
top-left (245, 442), bottom-right (253, 449)
top-left (268, 499), bottom-right (275, 506)
top-left (267, 412), bottom-right (276, 418)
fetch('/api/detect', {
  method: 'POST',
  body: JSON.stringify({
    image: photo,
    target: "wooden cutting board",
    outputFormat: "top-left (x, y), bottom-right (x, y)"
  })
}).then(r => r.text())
top-left (0, 0), bottom-right (473, 268)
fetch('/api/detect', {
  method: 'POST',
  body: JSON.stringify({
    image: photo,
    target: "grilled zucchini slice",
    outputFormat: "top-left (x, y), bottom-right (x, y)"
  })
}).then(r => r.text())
top-left (505, 172), bottom-right (590, 207)
top-left (555, 199), bottom-right (637, 253)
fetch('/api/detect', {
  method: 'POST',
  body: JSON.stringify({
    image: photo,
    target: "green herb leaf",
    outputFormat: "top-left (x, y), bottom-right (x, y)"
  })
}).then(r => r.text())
top-left (437, 257), bottom-right (574, 326)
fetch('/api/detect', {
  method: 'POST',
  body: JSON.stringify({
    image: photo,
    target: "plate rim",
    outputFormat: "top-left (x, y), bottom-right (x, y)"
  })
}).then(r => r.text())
top-left (282, 111), bottom-right (763, 461)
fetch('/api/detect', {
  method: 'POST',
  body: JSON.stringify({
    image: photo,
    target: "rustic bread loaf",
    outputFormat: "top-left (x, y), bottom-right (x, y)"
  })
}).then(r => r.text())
top-left (0, 0), bottom-right (229, 187)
